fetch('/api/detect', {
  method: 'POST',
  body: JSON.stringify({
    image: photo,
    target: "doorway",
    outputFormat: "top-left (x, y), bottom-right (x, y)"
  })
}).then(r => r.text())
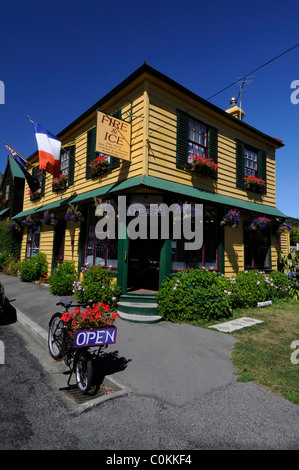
top-left (127, 238), bottom-right (162, 292)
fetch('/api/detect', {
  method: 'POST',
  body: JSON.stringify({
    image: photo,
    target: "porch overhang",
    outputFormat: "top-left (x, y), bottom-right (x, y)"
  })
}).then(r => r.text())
top-left (13, 175), bottom-right (287, 220)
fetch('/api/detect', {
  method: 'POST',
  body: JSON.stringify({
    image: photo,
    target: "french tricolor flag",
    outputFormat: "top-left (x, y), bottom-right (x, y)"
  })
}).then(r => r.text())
top-left (30, 118), bottom-right (61, 178)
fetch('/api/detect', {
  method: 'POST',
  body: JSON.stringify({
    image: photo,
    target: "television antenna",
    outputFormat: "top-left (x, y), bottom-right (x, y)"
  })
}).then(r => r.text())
top-left (235, 76), bottom-right (254, 119)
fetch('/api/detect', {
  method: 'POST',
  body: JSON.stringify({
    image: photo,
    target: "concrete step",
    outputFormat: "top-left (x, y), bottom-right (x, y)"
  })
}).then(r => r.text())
top-left (117, 310), bottom-right (163, 324)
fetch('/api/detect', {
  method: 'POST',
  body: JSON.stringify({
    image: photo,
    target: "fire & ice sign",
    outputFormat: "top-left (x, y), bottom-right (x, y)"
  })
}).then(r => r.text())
top-left (96, 110), bottom-right (131, 161)
top-left (73, 327), bottom-right (117, 348)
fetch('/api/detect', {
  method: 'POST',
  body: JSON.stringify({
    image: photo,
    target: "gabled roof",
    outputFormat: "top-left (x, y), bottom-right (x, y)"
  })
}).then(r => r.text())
top-left (28, 64), bottom-right (283, 162)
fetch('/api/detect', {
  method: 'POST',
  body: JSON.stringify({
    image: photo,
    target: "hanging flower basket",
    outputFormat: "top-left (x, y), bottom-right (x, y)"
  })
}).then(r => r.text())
top-left (52, 174), bottom-right (68, 191)
top-left (64, 203), bottom-right (84, 223)
top-left (248, 216), bottom-right (271, 231)
top-left (29, 189), bottom-right (41, 201)
top-left (60, 303), bottom-right (119, 331)
top-left (220, 209), bottom-right (240, 228)
top-left (7, 221), bottom-right (21, 232)
top-left (22, 215), bottom-right (36, 227)
top-left (89, 155), bottom-right (110, 176)
top-left (244, 176), bottom-right (265, 193)
top-left (277, 222), bottom-right (292, 234)
top-left (40, 210), bottom-right (57, 226)
top-left (187, 155), bottom-right (217, 176)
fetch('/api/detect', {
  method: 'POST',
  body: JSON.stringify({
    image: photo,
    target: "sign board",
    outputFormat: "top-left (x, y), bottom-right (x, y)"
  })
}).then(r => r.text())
top-left (73, 327), bottom-right (117, 348)
top-left (257, 301), bottom-right (272, 307)
top-left (96, 110), bottom-right (131, 161)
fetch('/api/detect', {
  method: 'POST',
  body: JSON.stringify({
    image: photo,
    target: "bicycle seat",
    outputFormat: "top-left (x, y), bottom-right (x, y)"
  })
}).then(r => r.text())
top-left (56, 300), bottom-right (73, 309)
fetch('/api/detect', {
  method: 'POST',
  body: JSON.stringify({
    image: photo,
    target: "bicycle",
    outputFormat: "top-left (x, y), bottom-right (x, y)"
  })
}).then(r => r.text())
top-left (48, 300), bottom-right (117, 394)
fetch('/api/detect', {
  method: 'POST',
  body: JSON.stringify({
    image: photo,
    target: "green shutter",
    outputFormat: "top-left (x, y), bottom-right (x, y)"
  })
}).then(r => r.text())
top-left (258, 150), bottom-right (267, 195)
top-left (236, 139), bottom-right (245, 189)
top-left (86, 127), bottom-right (96, 179)
top-left (208, 126), bottom-right (218, 180)
top-left (176, 109), bottom-right (189, 169)
top-left (67, 145), bottom-right (76, 186)
top-left (40, 171), bottom-right (45, 196)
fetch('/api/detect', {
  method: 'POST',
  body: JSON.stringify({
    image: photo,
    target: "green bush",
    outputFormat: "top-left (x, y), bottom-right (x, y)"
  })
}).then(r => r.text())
top-left (49, 260), bottom-right (77, 295)
top-left (19, 252), bottom-right (48, 282)
top-left (0, 220), bottom-right (21, 258)
top-left (73, 265), bottom-right (121, 306)
top-left (223, 270), bottom-right (293, 310)
top-left (2, 256), bottom-right (22, 276)
top-left (0, 251), bottom-right (11, 271)
top-left (156, 268), bottom-right (232, 323)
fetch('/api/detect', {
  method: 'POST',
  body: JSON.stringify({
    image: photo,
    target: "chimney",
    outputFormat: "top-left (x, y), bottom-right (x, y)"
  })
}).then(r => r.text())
top-left (225, 97), bottom-right (245, 120)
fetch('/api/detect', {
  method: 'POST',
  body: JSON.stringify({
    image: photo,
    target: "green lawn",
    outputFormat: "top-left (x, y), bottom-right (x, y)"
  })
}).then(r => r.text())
top-left (206, 300), bottom-right (299, 405)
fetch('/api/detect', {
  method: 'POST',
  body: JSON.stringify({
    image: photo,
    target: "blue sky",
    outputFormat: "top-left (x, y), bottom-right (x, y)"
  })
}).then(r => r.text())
top-left (0, 0), bottom-right (298, 218)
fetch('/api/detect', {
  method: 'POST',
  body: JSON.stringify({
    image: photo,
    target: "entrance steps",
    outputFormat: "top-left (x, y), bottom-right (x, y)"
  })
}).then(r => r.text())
top-left (117, 292), bottom-right (162, 323)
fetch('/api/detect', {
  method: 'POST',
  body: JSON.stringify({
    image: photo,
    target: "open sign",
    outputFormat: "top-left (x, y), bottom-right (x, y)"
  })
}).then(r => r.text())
top-left (73, 327), bottom-right (117, 348)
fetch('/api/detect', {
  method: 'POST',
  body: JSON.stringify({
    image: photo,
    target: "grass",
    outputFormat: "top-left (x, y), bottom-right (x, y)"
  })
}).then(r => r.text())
top-left (207, 299), bottom-right (299, 405)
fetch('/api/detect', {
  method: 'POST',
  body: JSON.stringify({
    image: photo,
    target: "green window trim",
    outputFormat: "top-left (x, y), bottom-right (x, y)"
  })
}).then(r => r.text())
top-left (32, 167), bottom-right (45, 197)
top-left (52, 144), bottom-right (76, 191)
top-left (86, 110), bottom-right (121, 180)
top-left (176, 109), bottom-right (218, 180)
top-left (236, 139), bottom-right (267, 194)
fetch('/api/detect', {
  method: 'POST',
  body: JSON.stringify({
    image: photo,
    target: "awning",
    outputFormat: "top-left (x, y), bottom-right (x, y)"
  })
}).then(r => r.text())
top-left (13, 175), bottom-right (287, 220)
top-left (0, 208), bottom-right (9, 217)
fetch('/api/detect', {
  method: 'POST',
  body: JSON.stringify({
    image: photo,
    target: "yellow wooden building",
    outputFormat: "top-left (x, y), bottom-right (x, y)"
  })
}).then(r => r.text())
top-left (14, 64), bottom-right (289, 320)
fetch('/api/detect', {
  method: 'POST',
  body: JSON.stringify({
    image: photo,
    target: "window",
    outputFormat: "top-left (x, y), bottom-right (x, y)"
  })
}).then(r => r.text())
top-left (26, 226), bottom-right (40, 258)
top-left (83, 205), bottom-right (118, 269)
top-left (176, 109), bottom-right (218, 177)
top-left (236, 140), bottom-right (266, 193)
top-left (188, 119), bottom-right (207, 161)
top-left (171, 205), bottom-right (219, 271)
top-left (5, 184), bottom-right (9, 200)
top-left (53, 145), bottom-right (75, 189)
top-left (244, 148), bottom-right (258, 177)
top-left (244, 223), bottom-right (271, 269)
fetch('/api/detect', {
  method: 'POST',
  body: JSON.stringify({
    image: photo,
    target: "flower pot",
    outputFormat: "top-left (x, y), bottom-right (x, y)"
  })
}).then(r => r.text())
top-left (245, 182), bottom-right (263, 193)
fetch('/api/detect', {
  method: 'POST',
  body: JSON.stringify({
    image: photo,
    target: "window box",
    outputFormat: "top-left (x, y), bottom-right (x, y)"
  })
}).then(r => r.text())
top-left (53, 174), bottom-right (68, 191)
top-left (244, 176), bottom-right (265, 193)
top-left (187, 156), bottom-right (217, 176)
top-left (29, 189), bottom-right (41, 201)
top-left (89, 156), bottom-right (110, 177)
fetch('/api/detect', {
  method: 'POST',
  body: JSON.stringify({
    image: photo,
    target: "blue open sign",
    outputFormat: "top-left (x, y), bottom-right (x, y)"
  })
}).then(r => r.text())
top-left (73, 327), bottom-right (117, 348)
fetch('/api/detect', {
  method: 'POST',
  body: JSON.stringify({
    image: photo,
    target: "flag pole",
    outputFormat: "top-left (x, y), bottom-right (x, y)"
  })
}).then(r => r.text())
top-left (3, 141), bottom-right (51, 181)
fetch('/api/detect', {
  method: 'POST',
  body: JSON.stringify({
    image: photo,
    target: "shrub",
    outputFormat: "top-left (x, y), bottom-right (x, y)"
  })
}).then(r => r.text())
top-left (225, 270), bottom-right (293, 310)
top-left (19, 252), bottom-right (48, 282)
top-left (73, 265), bottom-right (121, 307)
top-left (2, 256), bottom-right (22, 276)
top-left (0, 251), bottom-right (11, 271)
top-left (49, 260), bottom-right (77, 295)
top-left (156, 268), bottom-right (232, 323)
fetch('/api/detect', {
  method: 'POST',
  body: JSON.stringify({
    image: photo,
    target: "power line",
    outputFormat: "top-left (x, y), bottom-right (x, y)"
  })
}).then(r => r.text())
top-left (207, 43), bottom-right (299, 101)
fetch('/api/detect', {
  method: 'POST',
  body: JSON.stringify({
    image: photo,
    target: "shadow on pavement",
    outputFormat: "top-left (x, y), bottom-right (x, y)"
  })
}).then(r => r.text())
top-left (0, 298), bottom-right (17, 326)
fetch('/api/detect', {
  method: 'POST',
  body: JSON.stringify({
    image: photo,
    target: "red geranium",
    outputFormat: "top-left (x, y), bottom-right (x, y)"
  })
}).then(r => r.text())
top-left (60, 302), bottom-right (119, 330)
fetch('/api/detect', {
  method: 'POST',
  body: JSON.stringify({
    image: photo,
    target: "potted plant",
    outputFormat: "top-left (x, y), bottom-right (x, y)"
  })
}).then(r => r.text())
top-left (277, 222), bottom-right (292, 234)
top-left (64, 203), bottom-right (84, 222)
top-left (40, 210), bottom-right (57, 226)
top-left (248, 216), bottom-right (271, 231)
top-left (244, 176), bottom-right (265, 192)
top-left (29, 188), bottom-right (41, 201)
top-left (89, 155), bottom-right (110, 176)
top-left (220, 209), bottom-right (240, 228)
top-left (7, 220), bottom-right (21, 232)
top-left (52, 174), bottom-right (68, 191)
top-left (22, 215), bottom-right (36, 227)
top-left (60, 302), bottom-right (119, 334)
top-left (187, 155), bottom-right (217, 176)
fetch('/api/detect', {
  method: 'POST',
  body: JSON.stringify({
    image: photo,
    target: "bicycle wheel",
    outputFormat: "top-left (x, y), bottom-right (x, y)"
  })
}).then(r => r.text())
top-left (48, 313), bottom-right (64, 360)
top-left (75, 351), bottom-right (93, 394)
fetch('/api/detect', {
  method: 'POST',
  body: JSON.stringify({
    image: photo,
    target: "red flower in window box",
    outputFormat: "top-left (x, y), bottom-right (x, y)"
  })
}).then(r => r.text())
top-left (52, 174), bottom-right (68, 190)
top-left (29, 189), bottom-right (41, 201)
top-left (187, 155), bottom-right (217, 176)
top-left (89, 155), bottom-right (110, 176)
top-left (244, 176), bottom-right (265, 192)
